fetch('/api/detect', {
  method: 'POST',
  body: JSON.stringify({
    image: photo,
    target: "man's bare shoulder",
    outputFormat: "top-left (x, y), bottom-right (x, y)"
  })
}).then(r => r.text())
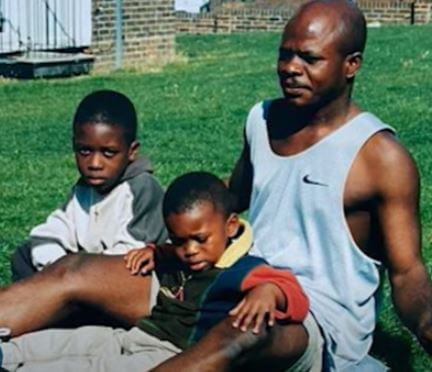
top-left (359, 130), bottom-right (419, 197)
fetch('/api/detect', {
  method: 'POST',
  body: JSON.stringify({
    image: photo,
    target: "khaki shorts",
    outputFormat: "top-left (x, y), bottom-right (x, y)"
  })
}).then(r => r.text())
top-left (286, 312), bottom-right (324, 372)
top-left (149, 271), bottom-right (160, 309)
top-left (2, 327), bottom-right (181, 372)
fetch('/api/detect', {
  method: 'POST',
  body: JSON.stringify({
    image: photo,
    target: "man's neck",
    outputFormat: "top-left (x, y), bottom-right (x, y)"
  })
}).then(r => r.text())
top-left (267, 98), bottom-right (361, 156)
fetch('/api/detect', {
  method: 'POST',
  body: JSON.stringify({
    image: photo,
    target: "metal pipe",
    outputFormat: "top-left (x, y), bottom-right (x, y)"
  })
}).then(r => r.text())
top-left (410, 1), bottom-right (415, 25)
top-left (45, 0), bottom-right (49, 48)
top-left (115, 0), bottom-right (123, 69)
top-left (0, 0), bottom-right (4, 33)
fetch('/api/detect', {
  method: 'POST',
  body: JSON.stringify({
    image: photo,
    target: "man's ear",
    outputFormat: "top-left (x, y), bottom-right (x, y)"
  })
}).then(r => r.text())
top-left (226, 213), bottom-right (240, 238)
top-left (345, 52), bottom-right (363, 79)
top-left (128, 141), bottom-right (140, 162)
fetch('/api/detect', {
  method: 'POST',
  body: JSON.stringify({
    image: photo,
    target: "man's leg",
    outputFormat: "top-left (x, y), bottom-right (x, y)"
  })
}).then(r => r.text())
top-left (152, 316), bottom-right (311, 372)
top-left (0, 253), bottom-right (153, 336)
top-left (238, 313), bottom-right (324, 372)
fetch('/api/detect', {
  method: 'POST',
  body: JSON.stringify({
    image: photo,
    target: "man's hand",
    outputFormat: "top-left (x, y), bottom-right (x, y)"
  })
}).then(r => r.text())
top-left (124, 244), bottom-right (156, 275)
top-left (229, 283), bottom-right (286, 334)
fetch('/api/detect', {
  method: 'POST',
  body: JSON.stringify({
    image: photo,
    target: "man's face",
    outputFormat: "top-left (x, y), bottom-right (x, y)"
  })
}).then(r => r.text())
top-left (277, 12), bottom-right (348, 108)
top-left (73, 122), bottom-right (137, 194)
top-left (166, 202), bottom-right (238, 272)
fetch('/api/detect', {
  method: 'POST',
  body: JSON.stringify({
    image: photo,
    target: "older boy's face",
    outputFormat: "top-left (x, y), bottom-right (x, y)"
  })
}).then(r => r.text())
top-left (73, 122), bottom-right (137, 194)
top-left (166, 202), bottom-right (238, 272)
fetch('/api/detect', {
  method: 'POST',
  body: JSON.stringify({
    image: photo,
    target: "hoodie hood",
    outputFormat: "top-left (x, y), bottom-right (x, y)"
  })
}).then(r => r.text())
top-left (121, 156), bottom-right (153, 182)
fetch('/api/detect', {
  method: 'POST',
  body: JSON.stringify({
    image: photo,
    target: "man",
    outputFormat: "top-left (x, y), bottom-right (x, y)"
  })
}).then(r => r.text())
top-left (0, 0), bottom-right (431, 371)
top-left (154, 0), bottom-right (432, 370)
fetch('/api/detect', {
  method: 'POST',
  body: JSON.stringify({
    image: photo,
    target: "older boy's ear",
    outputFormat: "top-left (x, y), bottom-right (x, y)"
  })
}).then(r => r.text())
top-left (226, 213), bottom-right (240, 238)
top-left (345, 52), bottom-right (362, 79)
top-left (128, 141), bottom-right (140, 162)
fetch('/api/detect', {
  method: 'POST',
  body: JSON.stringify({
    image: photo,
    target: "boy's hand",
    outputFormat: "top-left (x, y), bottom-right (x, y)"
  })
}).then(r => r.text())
top-left (124, 244), bottom-right (156, 275)
top-left (229, 283), bottom-right (285, 334)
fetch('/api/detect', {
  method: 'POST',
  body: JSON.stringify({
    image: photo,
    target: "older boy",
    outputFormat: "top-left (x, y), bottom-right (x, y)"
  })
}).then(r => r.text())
top-left (11, 90), bottom-right (167, 280)
top-left (0, 172), bottom-right (308, 371)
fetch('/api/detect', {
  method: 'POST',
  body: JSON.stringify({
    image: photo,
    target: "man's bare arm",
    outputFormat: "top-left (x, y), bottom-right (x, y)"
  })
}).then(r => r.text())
top-left (370, 134), bottom-right (432, 353)
top-left (229, 131), bottom-right (253, 213)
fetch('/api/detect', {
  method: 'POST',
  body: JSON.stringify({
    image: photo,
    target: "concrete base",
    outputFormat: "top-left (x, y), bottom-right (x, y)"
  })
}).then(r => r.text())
top-left (0, 51), bottom-right (94, 79)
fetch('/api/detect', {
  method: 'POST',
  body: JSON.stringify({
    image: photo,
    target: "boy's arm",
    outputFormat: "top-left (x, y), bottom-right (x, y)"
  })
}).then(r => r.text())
top-left (229, 131), bottom-right (253, 213)
top-left (230, 264), bottom-right (309, 334)
top-left (240, 265), bottom-right (309, 322)
top-left (108, 174), bottom-right (168, 254)
top-left (28, 193), bottom-right (77, 271)
top-left (125, 243), bottom-right (178, 275)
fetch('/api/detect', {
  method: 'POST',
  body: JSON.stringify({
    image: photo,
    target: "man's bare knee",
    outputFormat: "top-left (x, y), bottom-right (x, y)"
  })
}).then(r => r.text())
top-left (235, 323), bottom-right (308, 371)
top-left (0, 254), bottom-right (94, 336)
top-left (44, 254), bottom-right (86, 275)
top-left (40, 254), bottom-right (96, 299)
top-left (203, 317), bottom-right (269, 361)
top-left (211, 319), bottom-right (307, 362)
top-left (46, 254), bottom-right (152, 320)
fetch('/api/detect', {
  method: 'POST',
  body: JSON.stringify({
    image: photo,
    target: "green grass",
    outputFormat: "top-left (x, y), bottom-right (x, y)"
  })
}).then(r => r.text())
top-left (0, 24), bottom-right (431, 370)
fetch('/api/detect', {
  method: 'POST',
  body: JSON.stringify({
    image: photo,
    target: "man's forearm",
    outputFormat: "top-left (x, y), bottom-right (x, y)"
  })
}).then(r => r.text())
top-left (152, 316), bottom-right (310, 372)
top-left (391, 264), bottom-right (432, 354)
top-left (152, 317), bottom-right (267, 372)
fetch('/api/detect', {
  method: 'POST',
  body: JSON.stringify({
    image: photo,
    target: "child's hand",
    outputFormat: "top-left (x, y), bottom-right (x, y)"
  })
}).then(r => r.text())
top-left (229, 283), bottom-right (284, 334)
top-left (124, 244), bottom-right (156, 275)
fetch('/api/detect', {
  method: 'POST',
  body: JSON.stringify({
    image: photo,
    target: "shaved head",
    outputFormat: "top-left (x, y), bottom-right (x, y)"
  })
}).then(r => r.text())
top-left (285, 0), bottom-right (367, 56)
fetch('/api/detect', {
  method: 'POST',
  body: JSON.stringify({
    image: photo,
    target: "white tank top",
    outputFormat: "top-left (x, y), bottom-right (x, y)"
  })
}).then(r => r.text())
top-left (246, 101), bottom-right (394, 371)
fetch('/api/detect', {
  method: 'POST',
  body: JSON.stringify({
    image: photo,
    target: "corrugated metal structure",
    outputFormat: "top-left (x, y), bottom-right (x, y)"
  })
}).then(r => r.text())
top-left (0, 0), bottom-right (92, 54)
top-left (175, 0), bottom-right (209, 13)
top-left (0, 0), bottom-right (93, 78)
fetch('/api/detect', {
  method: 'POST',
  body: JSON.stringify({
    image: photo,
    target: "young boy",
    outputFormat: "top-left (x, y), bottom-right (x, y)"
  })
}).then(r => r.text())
top-left (0, 172), bottom-right (308, 372)
top-left (11, 90), bottom-right (167, 281)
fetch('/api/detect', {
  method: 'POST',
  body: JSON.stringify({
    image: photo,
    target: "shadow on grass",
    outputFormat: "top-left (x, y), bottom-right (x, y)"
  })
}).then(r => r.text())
top-left (371, 323), bottom-right (413, 372)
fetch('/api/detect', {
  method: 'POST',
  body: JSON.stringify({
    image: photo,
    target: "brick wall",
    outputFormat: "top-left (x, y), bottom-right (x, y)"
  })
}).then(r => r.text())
top-left (177, 0), bottom-right (431, 34)
top-left (359, 0), bottom-right (430, 24)
top-left (92, 0), bottom-right (176, 72)
top-left (177, 8), bottom-right (295, 33)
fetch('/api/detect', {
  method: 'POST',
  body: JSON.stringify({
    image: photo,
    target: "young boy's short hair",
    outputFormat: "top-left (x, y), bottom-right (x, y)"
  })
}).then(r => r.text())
top-left (162, 171), bottom-right (234, 219)
top-left (73, 90), bottom-right (137, 145)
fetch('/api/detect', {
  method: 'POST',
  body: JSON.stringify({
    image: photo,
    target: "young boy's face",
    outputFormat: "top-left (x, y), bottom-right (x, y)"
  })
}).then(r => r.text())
top-left (166, 201), bottom-right (239, 272)
top-left (73, 122), bottom-right (138, 194)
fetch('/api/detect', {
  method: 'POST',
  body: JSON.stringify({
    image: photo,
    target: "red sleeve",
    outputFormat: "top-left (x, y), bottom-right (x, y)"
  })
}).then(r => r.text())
top-left (240, 265), bottom-right (309, 323)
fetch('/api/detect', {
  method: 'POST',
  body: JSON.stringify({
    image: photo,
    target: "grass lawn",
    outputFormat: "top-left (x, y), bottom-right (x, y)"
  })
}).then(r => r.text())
top-left (0, 24), bottom-right (431, 370)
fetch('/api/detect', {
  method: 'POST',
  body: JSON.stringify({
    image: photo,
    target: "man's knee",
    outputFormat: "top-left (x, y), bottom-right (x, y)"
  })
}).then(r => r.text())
top-left (41, 254), bottom-right (95, 297)
top-left (202, 317), bottom-right (270, 361)
top-left (44, 253), bottom-right (86, 275)
top-left (197, 317), bottom-right (309, 370)
top-left (233, 322), bottom-right (309, 371)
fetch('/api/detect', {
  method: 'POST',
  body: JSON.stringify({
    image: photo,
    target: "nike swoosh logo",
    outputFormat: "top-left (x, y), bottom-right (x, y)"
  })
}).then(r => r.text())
top-left (302, 175), bottom-right (328, 187)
